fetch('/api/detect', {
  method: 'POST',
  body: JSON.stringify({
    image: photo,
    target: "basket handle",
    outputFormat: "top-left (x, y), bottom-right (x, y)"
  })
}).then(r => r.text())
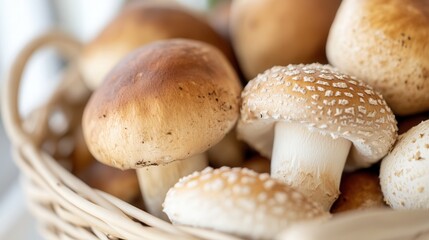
top-left (1, 31), bottom-right (82, 146)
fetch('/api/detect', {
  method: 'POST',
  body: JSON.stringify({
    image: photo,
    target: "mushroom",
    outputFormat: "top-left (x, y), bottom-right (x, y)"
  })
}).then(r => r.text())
top-left (380, 120), bottom-right (429, 209)
top-left (237, 64), bottom-right (397, 210)
top-left (230, 0), bottom-right (341, 80)
top-left (242, 154), bottom-right (271, 174)
top-left (207, 129), bottom-right (246, 168)
top-left (79, 1), bottom-right (235, 90)
top-left (82, 39), bottom-right (242, 219)
top-left (77, 161), bottom-right (140, 203)
top-left (163, 167), bottom-right (329, 240)
top-left (326, 0), bottom-right (429, 116)
top-left (330, 168), bottom-right (386, 213)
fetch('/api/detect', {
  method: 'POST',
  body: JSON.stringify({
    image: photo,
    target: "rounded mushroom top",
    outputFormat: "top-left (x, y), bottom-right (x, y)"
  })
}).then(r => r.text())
top-left (163, 167), bottom-right (328, 239)
top-left (82, 39), bottom-right (241, 169)
top-left (237, 64), bottom-right (397, 168)
top-left (380, 120), bottom-right (429, 209)
top-left (326, 0), bottom-right (429, 115)
top-left (79, 1), bottom-right (235, 90)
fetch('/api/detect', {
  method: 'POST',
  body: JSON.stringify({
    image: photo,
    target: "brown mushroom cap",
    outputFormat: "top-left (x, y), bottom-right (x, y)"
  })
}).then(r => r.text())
top-left (238, 64), bottom-right (397, 168)
top-left (327, 0), bottom-right (429, 115)
top-left (242, 155), bottom-right (271, 174)
top-left (80, 1), bottom-right (235, 90)
top-left (330, 168), bottom-right (386, 213)
top-left (230, 0), bottom-right (341, 80)
top-left (82, 39), bottom-right (241, 169)
top-left (163, 167), bottom-right (328, 239)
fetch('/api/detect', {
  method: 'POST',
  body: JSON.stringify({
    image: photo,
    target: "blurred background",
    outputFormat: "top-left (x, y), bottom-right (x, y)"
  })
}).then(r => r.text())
top-left (0, 0), bottom-right (219, 239)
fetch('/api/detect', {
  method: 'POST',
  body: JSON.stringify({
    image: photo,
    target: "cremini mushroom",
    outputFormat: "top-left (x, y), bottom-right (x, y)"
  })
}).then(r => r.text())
top-left (163, 167), bottom-right (328, 240)
top-left (380, 120), bottom-right (429, 209)
top-left (327, 0), bottom-right (429, 116)
top-left (237, 64), bottom-right (397, 210)
top-left (82, 39), bottom-right (242, 219)
top-left (79, 1), bottom-right (235, 90)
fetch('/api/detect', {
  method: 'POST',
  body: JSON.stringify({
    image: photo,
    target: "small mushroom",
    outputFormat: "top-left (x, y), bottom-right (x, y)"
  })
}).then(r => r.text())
top-left (163, 167), bottom-right (329, 240)
top-left (380, 120), bottom-right (429, 209)
top-left (207, 129), bottom-right (246, 168)
top-left (327, 0), bottom-right (429, 116)
top-left (79, 1), bottom-right (235, 90)
top-left (330, 168), bottom-right (386, 213)
top-left (77, 161), bottom-right (140, 203)
top-left (82, 39), bottom-right (242, 219)
top-left (242, 154), bottom-right (271, 174)
top-left (237, 64), bottom-right (397, 210)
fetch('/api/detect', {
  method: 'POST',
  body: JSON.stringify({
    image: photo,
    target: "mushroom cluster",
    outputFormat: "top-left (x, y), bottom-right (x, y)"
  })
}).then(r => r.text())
top-left (70, 0), bottom-right (429, 238)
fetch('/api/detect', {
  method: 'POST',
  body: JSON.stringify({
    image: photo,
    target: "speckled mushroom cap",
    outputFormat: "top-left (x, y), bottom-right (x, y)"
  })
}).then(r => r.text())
top-left (380, 120), bottom-right (429, 209)
top-left (237, 64), bottom-right (397, 168)
top-left (79, 1), bottom-right (235, 90)
top-left (163, 167), bottom-right (328, 239)
top-left (82, 39), bottom-right (241, 170)
top-left (326, 0), bottom-right (429, 115)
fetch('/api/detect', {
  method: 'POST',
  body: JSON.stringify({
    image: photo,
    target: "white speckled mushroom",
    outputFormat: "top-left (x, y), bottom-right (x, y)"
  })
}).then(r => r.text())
top-left (82, 39), bottom-right (242, 220)
top-left (380, 120), bottom-right (429, 209)
top-left (326, 0), bottom-right (429, 116)
top-left (163, 167), bottom-right (329, 240)
top-left (237, 64), bottom-right (397, 210)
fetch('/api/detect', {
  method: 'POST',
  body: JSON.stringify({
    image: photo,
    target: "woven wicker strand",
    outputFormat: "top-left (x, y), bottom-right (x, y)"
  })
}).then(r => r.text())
top-left (1, 31), bottom-right (239, 240)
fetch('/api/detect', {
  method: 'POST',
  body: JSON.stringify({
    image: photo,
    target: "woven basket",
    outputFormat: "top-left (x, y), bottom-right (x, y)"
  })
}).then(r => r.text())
top-left (1, 31), bottom-right (244, 240)
top-left (3, 32), bottom-right (429, 240)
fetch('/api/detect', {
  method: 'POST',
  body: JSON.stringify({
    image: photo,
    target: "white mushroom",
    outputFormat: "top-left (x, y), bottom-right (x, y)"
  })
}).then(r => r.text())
top-left (237, 64), bottom-right (397, 210)
top-left (380, 119), bottom-right (429, 209)
top-left (82, 39), bottom-right (242, 219)
top-left (163, 167), bottom-right (329, 240)
top-left (326, 0), bottom-right (429, 116)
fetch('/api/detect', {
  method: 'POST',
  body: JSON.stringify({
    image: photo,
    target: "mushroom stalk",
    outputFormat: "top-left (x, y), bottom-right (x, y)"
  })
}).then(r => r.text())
top-left (137, 153), bottom-right (208, 220)
top-left (271, 122), bottom-right (351, 210)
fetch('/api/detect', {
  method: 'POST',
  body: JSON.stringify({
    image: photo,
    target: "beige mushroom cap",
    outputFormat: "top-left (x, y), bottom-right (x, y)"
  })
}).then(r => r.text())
top-left (380, 120), bottom-right (429, 209)
top-left (163, 167), bottom-right (328, 239)
top-left (326, 0), bottom-right (429, 115)
top-left (230, 0), bottom-right (341, 80)
top-left (237, 64), bottom-right (397, 168)
top-left (82, 39), bottom-right (241, 169)
top-left (80, 1), bottom-right (235, 90)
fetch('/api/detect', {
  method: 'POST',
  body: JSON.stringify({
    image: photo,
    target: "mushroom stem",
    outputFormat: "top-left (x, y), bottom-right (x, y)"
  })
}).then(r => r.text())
top-left (271, 122), bottom-right (351, 210)
top-left (137, 153), bottom-right (208, 220)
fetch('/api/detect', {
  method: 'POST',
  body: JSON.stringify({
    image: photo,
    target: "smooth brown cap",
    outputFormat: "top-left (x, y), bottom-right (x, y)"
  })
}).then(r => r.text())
top-left (327, 0), bottom-right (429, 115)
top-left (230, 0), bottom-right (341, 80)
top-left (82, 39), bottom-right (241, 169)
top-left (163, 167), bottom-right (328, 239)
top-left (80, 1), bottom-right (235, 90)
top-left (237, 64), bottom-right (397, 168)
